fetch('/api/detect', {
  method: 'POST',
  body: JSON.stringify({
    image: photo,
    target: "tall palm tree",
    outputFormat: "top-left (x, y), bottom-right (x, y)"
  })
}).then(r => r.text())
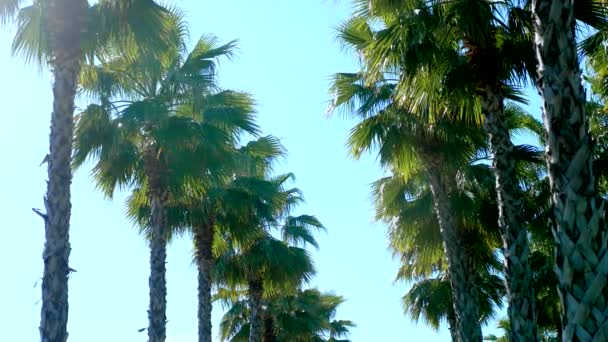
top-left (532, 0), bottom-right (608, 338)
top-left (215, 204), bottom-right (323, 342)
top-left (337, 2), bottom-right (542, 338)
top-left (216, 288), bottom-right (355, 342)
top-left (1, 1), bottom-right (174, 340)
top-left (330, 59), bottom-right (543, 339)
top-left (73, 31), bottom-right (258, 341)
top-left (329, 71), bottom-right (491, 340)
top-left (190, 137), bottom-right (285, 342)
top-left (126, 135), bottom-right (286, 342)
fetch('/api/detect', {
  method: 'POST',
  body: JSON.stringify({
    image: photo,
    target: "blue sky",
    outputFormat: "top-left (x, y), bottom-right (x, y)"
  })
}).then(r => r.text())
top-left (0, 1), bottom-right (543, 341)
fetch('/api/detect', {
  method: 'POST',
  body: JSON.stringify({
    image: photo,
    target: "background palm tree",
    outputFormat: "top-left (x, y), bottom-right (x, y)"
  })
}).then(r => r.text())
top-left (189, 137), bottom-right (285, 342)
top-left (127, 135), bottom-right (286, 342)
top-left (73, 27), bottom-right (258, 341)
top-left (214, 178), bottom-right (323, 342)
top-left (1, 1), bottom-right (175, 340)
top-left (216, 288), bottom-right (355, 342)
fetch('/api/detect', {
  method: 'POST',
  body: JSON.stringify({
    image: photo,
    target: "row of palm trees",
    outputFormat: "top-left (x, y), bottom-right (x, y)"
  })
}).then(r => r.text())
top-left (2, 3), bottom-right (353, 342)
top-left (329, 0), bottom-right (608, 341)
top-left (6, 0), bottom-right (608, 340)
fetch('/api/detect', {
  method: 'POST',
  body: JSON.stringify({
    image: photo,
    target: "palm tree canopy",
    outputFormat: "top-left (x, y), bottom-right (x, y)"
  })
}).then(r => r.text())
top-left (3, 0), bottom-right (178, 66)
top-left (216, 288), bottom-right (355, 342)
top-left (73, 31), bottom-right (258, 199)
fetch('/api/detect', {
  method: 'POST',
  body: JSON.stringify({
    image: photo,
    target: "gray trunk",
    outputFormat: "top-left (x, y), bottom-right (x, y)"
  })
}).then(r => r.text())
top-left (480, 88), bottom-right (538, 342)
top-left (39, 1), bottom-right (88, 340)
top-left (427, 167), bottom-right (482, 342)
top-left (39, 55), bottom-right (79, 342)
top-left (533, 1), bottom-right (608, 340)
top-left (147, 185), bottom-right (168, 342)
top-left (194, 221), bottom-right (214, 342)
top-left (39, 6), bottom-right (87, 340)
top-left (248, 279), bottom-right (264, 342)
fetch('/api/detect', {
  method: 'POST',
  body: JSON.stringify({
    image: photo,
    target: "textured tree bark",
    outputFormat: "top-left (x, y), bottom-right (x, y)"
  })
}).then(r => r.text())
top-left (147, 190), bottom-right (168, 342)
top-left (40, 54), bottom-right (78, 342)
top-left (480, 88), bottom-right (538, 342)
top-left (145, 148), bottom-right (169, 342)
top-left (194, 221), bottom-right (214, 342)
top-left (533, 1), bottom-right (608, 340)
top-left (427, 166), bottom-right (482, 342)
top-left (39, 1), bottom-right (87, 340)
top-left (248, 279), bottom-right (264, 342)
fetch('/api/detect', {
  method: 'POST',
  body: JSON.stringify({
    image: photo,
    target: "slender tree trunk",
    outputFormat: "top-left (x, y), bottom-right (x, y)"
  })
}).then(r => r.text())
top-left (533, 1), bottom-right (607, 340)
top-left (147, 189), bottom-right (168, 342)
top-left (480, 88), bottom-right (538, 342)
top-left (248, 279), bottom-right (264, 342)
top-left (145, 149), bottom-right (169, 342)
top-left (426, 166), bottom-right (482, 342)
top-left (194, 220), bottom-right (215, 342)
top-left (39, 1), bottom-right (87, 340)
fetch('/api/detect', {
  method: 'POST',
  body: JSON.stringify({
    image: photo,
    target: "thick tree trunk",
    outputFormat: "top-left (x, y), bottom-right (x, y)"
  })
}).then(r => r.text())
top-left (480, 88), bottom-right (537, 342)
top-left (248, 279), bottom-right (264, 342)
top-left (533, 1), bottom-right (608, 340)
top-left (194, 221), bottom-right (214, 342)
top-left (427, 167), bottom-right (482, 342)
top-left (39, 1), bottom-right (87, 340)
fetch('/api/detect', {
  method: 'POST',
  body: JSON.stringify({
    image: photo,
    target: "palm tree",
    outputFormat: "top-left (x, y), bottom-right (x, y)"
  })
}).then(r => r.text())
top-left (329, 53), bottom-right (544, 338)
top-left (126, 135), bottom-right (286, 342)
top-left (374, 164), bottom-right (508, 341)
top-left (532, 0), bottom-right (608, 338)
top-left (404, 273), bottom-right (504, 342)
top-left (373, 148), bottom-right (545, 340)
top-left (329, 70), bottom-right (491, 340)
top-left (191, 137), bottom-right (285, 342)
top-left (484, 318), bottom-right (559, 342)
top-left (216, 288), bottom-right (355, 342)
top-left (214, 193), bottom-right (323, 342)
top-left (337, 2), bottom-right (541, 337)
top-left (1, 1), bottom-right (175, 340)
top-left (73, 30), bottom-right (258, 341)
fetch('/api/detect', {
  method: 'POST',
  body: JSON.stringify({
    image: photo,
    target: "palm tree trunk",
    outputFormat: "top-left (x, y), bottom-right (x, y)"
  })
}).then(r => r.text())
top-left (533, 1), bottom-right (607, 340)
top-left (145, 150), bottom-right (169, 342)
top-left (248, 279), bottom-right (264, 342)
top-left (147, 189), bottom-right (168, 342)
top-left (426, 166), bottom-right (482, 342)
top-left (194, 220), bottom-right (215, 342)
top-left (480, 88), bottom-right (537, 342)
top-left (39, 1), bottom-right (87, 340)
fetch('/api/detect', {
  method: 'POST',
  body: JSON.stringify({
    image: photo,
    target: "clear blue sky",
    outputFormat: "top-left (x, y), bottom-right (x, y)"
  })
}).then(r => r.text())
top-left (0, 1), bottom-right (543, 341)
